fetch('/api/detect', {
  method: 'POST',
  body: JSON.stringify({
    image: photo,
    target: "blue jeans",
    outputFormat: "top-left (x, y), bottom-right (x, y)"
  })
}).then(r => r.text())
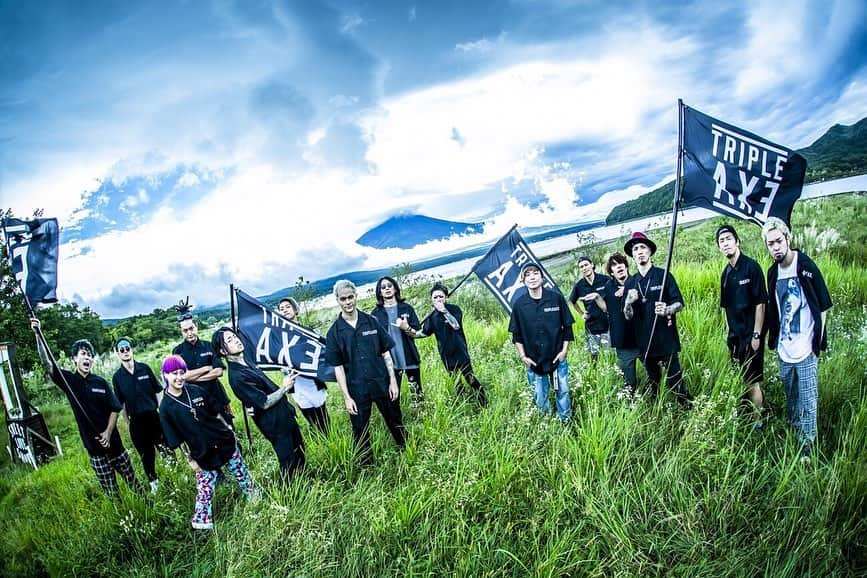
top-left (526, 360), bottom-right (571, 421)
top-left (779, 354), bottom-right (818, 445)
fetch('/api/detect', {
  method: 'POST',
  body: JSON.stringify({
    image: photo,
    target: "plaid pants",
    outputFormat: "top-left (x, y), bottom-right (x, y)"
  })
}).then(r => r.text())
top-left (89, 450), bottom-right (143, 497)
top-left (192, 445), bottom-right (256, 529)
top-left (779, 354), bottom-right (819, 444)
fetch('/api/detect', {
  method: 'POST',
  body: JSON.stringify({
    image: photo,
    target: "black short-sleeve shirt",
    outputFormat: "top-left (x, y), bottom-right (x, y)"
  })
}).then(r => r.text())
top-left (159, 384), bottom-right (235, 471)
top-left (112, 361), bottom-right (162, 416)
top-left (226, 360), bottom-right (296, 440)
top-left (49, 366), bottom-right (124, 457)
top-left (624, 266), bottom-right (683, 356)
top-left (720, 253), bottom-right (768, 342)
top-left (569, 273), bottom-right (611, 334)
top-left (172, 339), bottom-right (230, 406)
top-left (325, 311), bottom-right (395, 397)
top-left (420, 303), bottom-right (472, 371)
top-left (508, 288), bottom-right (575, 375)
top-left (601, 278), bottom-right (636, 350)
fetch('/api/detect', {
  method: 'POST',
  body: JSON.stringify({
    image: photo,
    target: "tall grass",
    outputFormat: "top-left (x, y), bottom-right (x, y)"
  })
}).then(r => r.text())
top-left (1, 196), bottom-right (865, 577)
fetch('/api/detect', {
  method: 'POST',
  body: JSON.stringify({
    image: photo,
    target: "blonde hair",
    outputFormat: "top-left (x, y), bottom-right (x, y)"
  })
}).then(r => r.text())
top-left (761, 217), bottom-right (791, 242)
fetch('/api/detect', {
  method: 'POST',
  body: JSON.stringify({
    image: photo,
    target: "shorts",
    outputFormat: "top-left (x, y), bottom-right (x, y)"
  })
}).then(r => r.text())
top-left (585, 331), bottom-right (610, 356)
top-left (728, 336), bottom-right (764, 385)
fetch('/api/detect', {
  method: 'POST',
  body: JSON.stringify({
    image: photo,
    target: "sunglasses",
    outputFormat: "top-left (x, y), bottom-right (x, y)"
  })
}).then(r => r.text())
top-left (380, 282), bottom-right (394, 289)
top-left (117, 346), bottom-right (131, 353)
top-left (177, 312), bottom-right (193, 322)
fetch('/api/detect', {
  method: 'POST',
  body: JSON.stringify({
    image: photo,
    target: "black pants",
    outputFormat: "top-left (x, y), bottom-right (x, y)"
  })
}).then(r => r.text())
top-left (395, 368), bottom-right (423, 401)
top-left (349, 390), bottom-right (406, 464)
top-left (448, 362), bottom-right (488, 406)
top-left (299, 405), bottom-right (330, 435)
top-left (264, 418), bottom-right (305, 482)
top-left (643, 353), bottom-right (692, 405)
top-left (129, 410), bottom-right (166, 481)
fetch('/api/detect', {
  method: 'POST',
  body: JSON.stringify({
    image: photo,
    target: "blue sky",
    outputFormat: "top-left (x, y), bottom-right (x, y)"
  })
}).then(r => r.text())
top-left (2, 0), bottom-right (866, 318)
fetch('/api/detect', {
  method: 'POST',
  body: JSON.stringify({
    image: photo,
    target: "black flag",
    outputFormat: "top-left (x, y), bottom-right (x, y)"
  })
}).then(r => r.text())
top-left (2, 218), bottom-right (60, 305)
top-left (234, 288), bottom-right (335, 382)
top-left (681, 104), bottom-right (806, 225)
top-left (470, 225), bottom-right (560, 315)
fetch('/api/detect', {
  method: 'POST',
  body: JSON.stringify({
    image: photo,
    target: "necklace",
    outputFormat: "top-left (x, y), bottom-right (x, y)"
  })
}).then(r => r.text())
top-left (637, 274), bottom-right (654, 304)
top-left (168, 386), bottom-right (197, 420)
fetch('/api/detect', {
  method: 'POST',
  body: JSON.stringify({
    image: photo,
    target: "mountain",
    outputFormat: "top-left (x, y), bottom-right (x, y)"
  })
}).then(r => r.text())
top-left (356, 214), bottom-right (483, 249)
top-left (605, 116), bottom-right (867, 225)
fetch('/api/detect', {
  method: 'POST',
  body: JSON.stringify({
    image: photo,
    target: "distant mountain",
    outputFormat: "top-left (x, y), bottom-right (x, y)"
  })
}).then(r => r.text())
top-left (356, 214), bottom-right (483, 249)
top-left (799, 117), bottom-right (867, 183)
top-left (606, 116), bottom-right (867, 225)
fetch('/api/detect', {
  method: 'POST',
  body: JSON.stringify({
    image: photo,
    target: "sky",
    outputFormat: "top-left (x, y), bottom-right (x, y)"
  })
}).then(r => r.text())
top-left (2, 0), bottom-right (866, 318)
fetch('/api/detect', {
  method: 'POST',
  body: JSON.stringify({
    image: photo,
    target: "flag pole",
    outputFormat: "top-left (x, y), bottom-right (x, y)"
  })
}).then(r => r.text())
top-left (1, 219), bottom-right (102, 439)
top-left (229, 283), bottom-right (255, 455)
top-left (643, 99), bottom-right (685, 363)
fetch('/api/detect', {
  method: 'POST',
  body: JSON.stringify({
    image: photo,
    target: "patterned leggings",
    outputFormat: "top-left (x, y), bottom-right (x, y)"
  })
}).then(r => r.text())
top-left (192, 445), bottom-right (256, 528)
top-left (89, 450), bottom-right (143, 497)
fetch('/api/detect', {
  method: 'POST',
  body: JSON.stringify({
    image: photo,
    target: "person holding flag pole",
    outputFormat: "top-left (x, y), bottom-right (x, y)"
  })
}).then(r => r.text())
top-left (3, 216), bottom-right (144, 497)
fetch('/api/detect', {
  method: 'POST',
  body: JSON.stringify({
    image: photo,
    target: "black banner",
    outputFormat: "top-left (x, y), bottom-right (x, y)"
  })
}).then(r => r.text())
top-left (234, 288), bottom-right (335, 382)
top-left (470, 225), bottom-right (561, 315)
top-left (2, 217), bottom-right (60, 305)
top-left (682, 104), bottom-right (806, 225)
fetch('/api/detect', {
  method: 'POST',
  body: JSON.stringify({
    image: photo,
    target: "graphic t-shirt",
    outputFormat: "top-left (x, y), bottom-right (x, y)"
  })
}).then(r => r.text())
top-left (775, 253), bottom-right (814, 363)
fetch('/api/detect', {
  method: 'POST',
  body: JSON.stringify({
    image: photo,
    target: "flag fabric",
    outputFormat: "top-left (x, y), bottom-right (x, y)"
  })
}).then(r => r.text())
top-left (470, 225), bottom-right (561, 315)
top-left (2, 218), bottom-right (60, 305)
top-left (234, 288), bottom-right (335, 382)
top-left (681, 104), bottom-right (807, 225)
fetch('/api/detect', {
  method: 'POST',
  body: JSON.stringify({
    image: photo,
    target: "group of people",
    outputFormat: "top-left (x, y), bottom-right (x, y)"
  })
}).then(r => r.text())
top-left (28, 217), bottom-right (832, 531)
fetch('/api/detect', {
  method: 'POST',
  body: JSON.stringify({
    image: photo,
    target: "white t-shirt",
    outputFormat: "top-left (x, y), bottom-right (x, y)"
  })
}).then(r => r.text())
top-left (775, 253), bottom-right (814, 363)
top-left (289, 374), bottom-right (327, 409)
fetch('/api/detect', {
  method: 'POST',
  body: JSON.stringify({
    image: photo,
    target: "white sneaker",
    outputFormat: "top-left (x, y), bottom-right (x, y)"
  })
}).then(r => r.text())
top-left (149, 479), bottom-right (160, 494)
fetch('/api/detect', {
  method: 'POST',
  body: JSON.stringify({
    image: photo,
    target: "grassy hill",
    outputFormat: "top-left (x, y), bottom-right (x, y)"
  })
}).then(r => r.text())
top-left (606, 116), bottom-right (867, 226)
top-left (1, 194), bottom-right (865, 577)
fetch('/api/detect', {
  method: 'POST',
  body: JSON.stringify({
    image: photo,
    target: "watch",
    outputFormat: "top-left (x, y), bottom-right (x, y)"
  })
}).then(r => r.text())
top-left (752, 332), bottom-right (761, 340)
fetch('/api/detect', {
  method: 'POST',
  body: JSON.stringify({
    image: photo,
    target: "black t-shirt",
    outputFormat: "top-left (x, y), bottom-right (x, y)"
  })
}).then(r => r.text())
top-left (624, 266), bottom-right (683, 356)
top-left (508, 288), bottom-right (575, 375)
top-left (49, 366), bottom-right (124, 457)
top-left (720, 253), bottom-right (768, 342)
top-left (159, 384), bottom-right (235, 471)
top-left (226, 360), bottom-right (297, 440)
top-left (324, 311), bottom-right (395, 397)
top-left (112, 361), bottom-right (162, 416)
top-left (420, 303), bottom-right (471, 370)
top-left (172, 339), bottom-right (230, 406)
top-left (569, 273), bottom-right (611, 334)
top-left (601, 278), bottom-right (636, 350)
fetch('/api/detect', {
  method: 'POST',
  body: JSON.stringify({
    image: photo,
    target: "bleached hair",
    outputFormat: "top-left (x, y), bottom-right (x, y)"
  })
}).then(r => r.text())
top-left (761, 217), bottom-right (791, 242)
top-left (332, 279), bottom-right (356, 298)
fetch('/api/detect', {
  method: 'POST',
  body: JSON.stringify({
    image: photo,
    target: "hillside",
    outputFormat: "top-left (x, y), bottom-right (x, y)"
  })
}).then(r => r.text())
top-left (1, 193), bottom-right (865, 577)
top-left (606, 116), bottom-right (867, 225)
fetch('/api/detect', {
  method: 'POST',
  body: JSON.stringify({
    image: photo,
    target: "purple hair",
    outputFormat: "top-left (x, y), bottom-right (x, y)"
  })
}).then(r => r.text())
top-left (161, 354), bottom-right (188, 375)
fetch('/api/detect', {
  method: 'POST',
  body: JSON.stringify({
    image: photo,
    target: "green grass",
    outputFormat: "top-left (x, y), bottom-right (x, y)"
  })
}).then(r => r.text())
top-left (1, 195), bottom-right (865, 577)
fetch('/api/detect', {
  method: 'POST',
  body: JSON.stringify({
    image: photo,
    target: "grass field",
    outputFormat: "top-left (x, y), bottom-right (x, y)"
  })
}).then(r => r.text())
top-left (0, 194), bottom-right (865, 577)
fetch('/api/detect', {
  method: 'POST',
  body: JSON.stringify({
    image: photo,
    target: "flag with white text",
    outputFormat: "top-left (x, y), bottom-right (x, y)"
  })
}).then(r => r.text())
top-left (234, 288), bottom-right (335, 382)
top-left (681, 104), bottom-right (806, 225)
top-left (470, 225), bottom-right (560, 315)
top-left (1, 217), bottom-right (60, 306)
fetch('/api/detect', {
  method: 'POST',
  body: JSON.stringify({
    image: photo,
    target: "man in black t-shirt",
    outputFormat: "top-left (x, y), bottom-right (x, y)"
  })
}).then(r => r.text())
top-left (583, 253), bottom-right (639, 399)
top-left (325, 279), bottom-right (406, 464)
top-left (508, 263), bottom-right (575, 422)
top-left (112, 337), bottom-right (167, 493)
top-left (30, 319), bottom-right (144, 497)
top-left (569, 255), bottom-right (610, 363)
top-left (622, 232), bottom-right (692, 406)
top-left (716, 224), bottom-right (768, 429)
top-left (173, 313), bottom-right (234, 426)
